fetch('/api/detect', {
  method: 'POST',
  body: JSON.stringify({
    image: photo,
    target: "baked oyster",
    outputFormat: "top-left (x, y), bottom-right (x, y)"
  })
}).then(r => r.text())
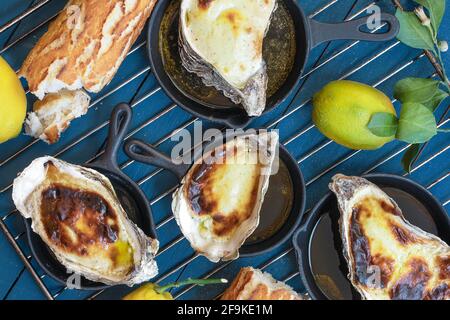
top-left (330, 174), bottom-right (450, 300)
top-left (172, 131), bottom-right (279, 262)
top-left (12, 157), bottom-right (159, 286)
top-left (179, 0), bottom-right (277, 116)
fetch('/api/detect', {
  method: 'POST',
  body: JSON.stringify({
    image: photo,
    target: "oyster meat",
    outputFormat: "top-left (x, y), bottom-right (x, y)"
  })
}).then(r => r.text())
top-left (172, 131), bottom-right (279, 262)
top-left (330, 174), bottom-right (450, 300)
top-left (179, 0), bottom-right (277, 116)
top-left (12, 157), bottom-right (159, 286)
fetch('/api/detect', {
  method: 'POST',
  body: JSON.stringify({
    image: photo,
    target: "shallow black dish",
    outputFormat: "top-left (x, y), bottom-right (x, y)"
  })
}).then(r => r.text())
top-left (147, 0), bottom-right (399, 128)
top-left (125, 131), bottom-right (306, 257)
top-left (24, 103), bottom-right (157, 290)
top-left (293, 173), bottom-right (450, 300)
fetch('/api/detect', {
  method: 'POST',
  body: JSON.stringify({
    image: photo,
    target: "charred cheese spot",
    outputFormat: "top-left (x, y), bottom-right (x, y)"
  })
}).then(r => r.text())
top-left (436, 256), bottom-right (450, 280)
top-left (380, 200), bottom-right (400, 216)
top-left (212, 213), bottom-right (240, 237)
top-left (390, 222), bottom-right (420, 246)
top-left (390, 258), bottom-right (431, 300)
top-left (371, 254), bottom-right (395, 288)
top-left (424, 284), bottom-right (450, 300)
top-left (198, 0), bottom-right (214, 10)
top-left (187, 146), bottom-right (263, 237)
top-left (41, 183), bottom-right (119, 256)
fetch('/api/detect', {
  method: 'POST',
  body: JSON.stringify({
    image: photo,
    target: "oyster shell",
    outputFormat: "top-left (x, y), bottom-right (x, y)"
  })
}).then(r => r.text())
top-left (330, 174), bottom-right (450, 300)
top-left (172, 131), bottom-right (279, 262)
top-left (179, 0), bottom-right (277, 116)
top-left (12, 157), bottom-right (159, 286)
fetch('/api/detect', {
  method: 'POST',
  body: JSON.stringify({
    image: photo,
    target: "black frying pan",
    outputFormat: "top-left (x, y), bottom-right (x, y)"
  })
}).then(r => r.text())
top-left (124, 131), bottom-right (306, 257)
top-left (147, 0), bottom-right (400, 128)
top-left (292, 174), bottom-right (450, 300)
top-left (24, 103), bottom-right (157, 290)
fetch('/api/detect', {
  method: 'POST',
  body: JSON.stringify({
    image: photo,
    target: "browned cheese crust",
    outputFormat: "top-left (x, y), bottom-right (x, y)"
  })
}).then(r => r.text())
top-left (330, 175), bottom-right (450, 300)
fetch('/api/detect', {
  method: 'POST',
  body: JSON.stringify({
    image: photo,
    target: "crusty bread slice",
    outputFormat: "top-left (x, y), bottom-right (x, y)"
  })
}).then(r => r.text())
top-left (25, 90), bottom-right (90, 144)
top-left (19, 0), bottom-right (156, 100)
top-left (221, 267), bottom-right (305, 300)
top-left (19, 0), bottom-right (156, 144)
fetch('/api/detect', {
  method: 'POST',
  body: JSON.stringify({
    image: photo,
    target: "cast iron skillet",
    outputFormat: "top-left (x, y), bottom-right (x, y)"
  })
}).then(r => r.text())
top-left (292, 174), bottom-right (450, 300)
top-left (124, 131), bottom-right (306, 257)
top-left (147, 0), bottom-right (400, 128)
top-left (24, 103), bottom-right (157, 290)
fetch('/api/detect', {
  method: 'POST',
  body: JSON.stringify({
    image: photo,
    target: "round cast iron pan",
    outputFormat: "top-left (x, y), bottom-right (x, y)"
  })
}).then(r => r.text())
top-left (147, 0), bottom-right (400, 128)
top-left (24, 103), bottom-right (157, 290)
top-left (124, 131), bottom-right (306, 257)
top-left (292, 173), bottom-right (450, 300)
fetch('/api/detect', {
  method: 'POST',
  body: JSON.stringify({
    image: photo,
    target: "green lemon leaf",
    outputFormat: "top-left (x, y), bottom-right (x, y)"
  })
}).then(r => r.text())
top-left (395, 10), bottom-right (435, 51)
top-left (414, 0), bottom-right (445, 34)
top-left (367, 112), bottom-right (398, 137)
top-left (396, 102), bottom-right (437, 143)
top-left (394, 77), bottom-right (441, 104)
top-left (401, 144), bottom-right (422, 173)
top-left (426, 89), bottom-right (449, 111)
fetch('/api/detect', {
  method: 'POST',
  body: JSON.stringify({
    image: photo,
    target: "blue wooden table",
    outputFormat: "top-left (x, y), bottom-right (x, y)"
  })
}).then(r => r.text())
top-left (0, 0), bottom-right (448, 300)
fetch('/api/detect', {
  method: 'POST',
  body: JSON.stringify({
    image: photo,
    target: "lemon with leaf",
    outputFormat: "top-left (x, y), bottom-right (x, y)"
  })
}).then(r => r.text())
top-left (312, 80), bottom-right (397, 150)
top-left (0, 56), bottom-right (26, 143)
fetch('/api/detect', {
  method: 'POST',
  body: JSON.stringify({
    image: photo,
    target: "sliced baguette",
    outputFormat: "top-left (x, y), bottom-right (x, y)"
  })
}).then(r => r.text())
top-left (25, 90), bottom-right (90, 144)
top-left (221, 267), bottom-right (306, 300)
top-left (19, 0), bottom-right (156, 143)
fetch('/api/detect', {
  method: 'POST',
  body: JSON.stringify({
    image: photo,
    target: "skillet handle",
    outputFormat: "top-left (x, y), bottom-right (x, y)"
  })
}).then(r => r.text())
top-left (220, 114), bottom-right (253, 129)
top-left (124, 139), bottom-right (190, 181)
top-left (309, 13), bottom-right (399, 48)
top-left (94, 103), bottom-right (132, 171)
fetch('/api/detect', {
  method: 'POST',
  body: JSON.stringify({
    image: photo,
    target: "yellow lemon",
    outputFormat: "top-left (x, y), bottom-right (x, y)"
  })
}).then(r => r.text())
top-left (123, 283), bottom-right (173, 300)
top-left (0, 56), bottom-right (26, 143)
top-left (312, 80), bottom-right (396, 150)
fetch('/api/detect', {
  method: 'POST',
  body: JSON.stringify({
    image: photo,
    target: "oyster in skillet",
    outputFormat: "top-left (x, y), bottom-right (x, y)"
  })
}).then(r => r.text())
top-left (12, 157), bottom-right (159, 286)
top-left (172, 131), bottom-right (279, 262)
top-left (330, 174), bottom-right (450, 300)
top-left (179, 0), bottom-right (277, 116)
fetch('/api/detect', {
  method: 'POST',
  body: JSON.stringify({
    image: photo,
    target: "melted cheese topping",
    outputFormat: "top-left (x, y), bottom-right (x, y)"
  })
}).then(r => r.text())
top-left (172, 132), bottom-right (279, 263)
top-left (40, 163), bottom-right (135, 279)
top-left (180, 0), bottom-right (276, 89)
top-left (187, 153), bottom-right (263, 238)
top-left (349, 196), bottom-right (450, 300)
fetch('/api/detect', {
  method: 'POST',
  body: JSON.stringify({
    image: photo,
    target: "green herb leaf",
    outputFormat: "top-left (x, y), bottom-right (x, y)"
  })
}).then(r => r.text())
top-left (394, 77), bottom-right (441, 103)
top-left (414, 0), bottom-right (446, 35)
top-left (426, 89), bottom-right (449, 110)
top-left (394, 78), bottom-right (448, 110)
top-left (401, 144), bottom-right (422, 173)
top-left (367, 112), bottom-right (398, 137)
top-left (396, 102), bottom-right (437, 143)
top-left (395, 9), bottom-right (435, 51)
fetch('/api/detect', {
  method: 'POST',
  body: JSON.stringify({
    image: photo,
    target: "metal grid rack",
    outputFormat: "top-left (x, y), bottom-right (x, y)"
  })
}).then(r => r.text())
top-left (0, 0), bottom-right (448, 300)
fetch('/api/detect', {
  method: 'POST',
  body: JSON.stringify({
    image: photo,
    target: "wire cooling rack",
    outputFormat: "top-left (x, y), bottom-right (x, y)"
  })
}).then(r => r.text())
top-left (0, 0), bottom-right (448, 300)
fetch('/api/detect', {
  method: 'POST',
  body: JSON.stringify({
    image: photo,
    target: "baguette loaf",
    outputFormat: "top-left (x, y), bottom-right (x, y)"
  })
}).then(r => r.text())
top-left (20, 0), bottom-right (157, 143)
top-left (221, 267), bottom-right (306, 300)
